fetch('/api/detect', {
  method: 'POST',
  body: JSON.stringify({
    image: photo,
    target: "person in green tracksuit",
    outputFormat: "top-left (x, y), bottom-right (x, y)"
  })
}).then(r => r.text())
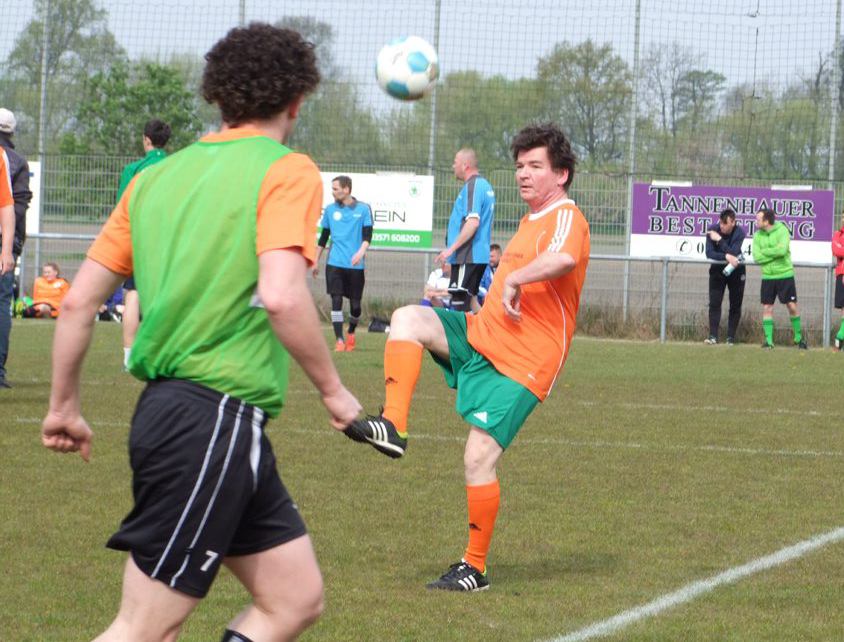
top-left (751, 207), bottom-right (807, 349)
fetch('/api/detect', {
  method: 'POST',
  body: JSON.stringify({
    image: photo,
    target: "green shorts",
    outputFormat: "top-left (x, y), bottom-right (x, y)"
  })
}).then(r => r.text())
top-left (431, 308), bottom-right (539, 450)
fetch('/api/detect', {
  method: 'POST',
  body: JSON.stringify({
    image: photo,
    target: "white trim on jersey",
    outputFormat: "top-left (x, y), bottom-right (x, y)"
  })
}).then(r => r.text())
top-left (548, 208), bottom-right (573, 253)
top-left (527, 198), bottom-right (575, 221)
top-left (152, 394), bottom-right (229, 580)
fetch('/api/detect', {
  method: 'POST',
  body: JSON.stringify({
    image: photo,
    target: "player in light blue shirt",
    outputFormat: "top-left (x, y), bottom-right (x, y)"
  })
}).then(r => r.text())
top-left (436, 148), bottom-right (495, 313)
top-left (313, 175), bottom-right (373, 352)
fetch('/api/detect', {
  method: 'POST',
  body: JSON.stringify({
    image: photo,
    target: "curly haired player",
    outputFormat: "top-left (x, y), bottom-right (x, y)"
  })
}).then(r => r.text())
top-left (41, 23), bottom-right (361, 641)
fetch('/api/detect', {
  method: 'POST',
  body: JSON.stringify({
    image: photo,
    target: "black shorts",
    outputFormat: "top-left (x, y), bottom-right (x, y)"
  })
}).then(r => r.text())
top-left (124, 276), bottom-right (136, 291)
top-left (760, 277), bottom-right (797, 305)
top-left (448, 263), bottom-right (487, 297)
top-left (836, 276), bottom-right (844, 308)
top-left (325, 265), bottom-right (365, 299)
top-left (107, 379), bottom-right (307, 598)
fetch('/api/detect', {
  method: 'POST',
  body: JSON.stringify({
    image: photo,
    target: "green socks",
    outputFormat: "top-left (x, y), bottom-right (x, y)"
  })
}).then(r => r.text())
top-left (837, 318), bottom-right (844, 341)
top-left (790, 316), bottom-right (802, 344)
top-left (763, 318), bottom-right (774, 346)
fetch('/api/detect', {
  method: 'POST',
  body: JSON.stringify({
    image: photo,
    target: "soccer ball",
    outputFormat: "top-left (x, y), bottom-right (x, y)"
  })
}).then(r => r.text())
top-left (375, 36), bottom-right (439, 101)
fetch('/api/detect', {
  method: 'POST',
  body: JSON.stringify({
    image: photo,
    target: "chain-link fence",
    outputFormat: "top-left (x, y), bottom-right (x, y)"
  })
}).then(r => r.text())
top-left (18, 234), bottom-right (839, 347)
top-left (3, 0), bottom-right (843, 339)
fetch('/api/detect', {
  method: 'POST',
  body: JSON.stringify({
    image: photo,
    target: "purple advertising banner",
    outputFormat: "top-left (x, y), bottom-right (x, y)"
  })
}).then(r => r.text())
top-left (630, 183), bottom-right (835, 264)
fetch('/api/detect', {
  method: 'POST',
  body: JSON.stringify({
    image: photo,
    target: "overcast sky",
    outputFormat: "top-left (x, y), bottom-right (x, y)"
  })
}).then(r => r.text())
top-left (3, 0), bottom-right (842, 109)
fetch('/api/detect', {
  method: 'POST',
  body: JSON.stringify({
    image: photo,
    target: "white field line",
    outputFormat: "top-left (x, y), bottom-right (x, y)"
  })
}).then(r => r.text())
top-left (14, 417), bottom-right (844, 459)
top-left (544, 526), bottom-right (844, 642)
top-left (576, 400), bottom-right (830, 418)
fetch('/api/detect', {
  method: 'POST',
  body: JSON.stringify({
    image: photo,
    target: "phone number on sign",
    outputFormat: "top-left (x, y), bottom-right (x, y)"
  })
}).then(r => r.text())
top-left (373, 232), bottom-right (421, 243)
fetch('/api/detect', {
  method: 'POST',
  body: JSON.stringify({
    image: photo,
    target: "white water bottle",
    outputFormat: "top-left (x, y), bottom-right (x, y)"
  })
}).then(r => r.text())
top-left (722, 252), bottom-right (745, 276)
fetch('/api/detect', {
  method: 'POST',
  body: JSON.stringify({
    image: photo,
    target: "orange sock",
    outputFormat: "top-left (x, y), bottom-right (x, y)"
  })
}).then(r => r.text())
top-left (463, 480), bottom-right (500, 574)
top-left (381, 340), bottom-right (423, 436)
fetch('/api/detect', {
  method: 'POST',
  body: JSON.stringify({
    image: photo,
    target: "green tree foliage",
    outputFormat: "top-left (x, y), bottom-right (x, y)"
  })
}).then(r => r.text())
top-left (723, 84), bottom-right (831, 180)
top-left (674, 69), bottom-right (726, 136)
top-left (432, 71), bottom-right (542, 169)
top-left (291, 83), bottom-right (388, 166)
top-left (537, 39), bottom-right (632, 166)
top-left (63, 60), bottom-right (203, 155)
top-left (275, 16), bottom-right (387, 166)
top-left (42, 61), bottom-right (203, 223)
top-left (275, 15), bottom-right (339, 78)
top-left (3, 0), bottom-right (125, 153)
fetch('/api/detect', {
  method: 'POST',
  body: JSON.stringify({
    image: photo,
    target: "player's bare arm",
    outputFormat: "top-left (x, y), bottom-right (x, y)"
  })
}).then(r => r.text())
top-left (311, 246), bottom-right (324, 278)
top-left (42, 258), bottom-right (126, 460)
top-left (258, 248), bottom-right (361, 429)
top-left (350, 240), bottom-right (370, 266)
top-left (501, 250), bottom-right (576, 322)
top-left (436, 216), bottom-right (479, 264)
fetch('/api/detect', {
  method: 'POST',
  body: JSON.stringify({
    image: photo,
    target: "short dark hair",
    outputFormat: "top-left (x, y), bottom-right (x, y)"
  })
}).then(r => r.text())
top-left (202, 23), bottom-right (320, 125)
top-left (144, 120), bottom-right (171, 148)
top-left (490, 243), bottom-right (501, 252)
top-left (720, 208), bottom-right (736, 223)
top-left (44, 262), bottom-right (60, 275)
top-left (510, 123), bottom-right (577, 190)
top-left (333, 175), bottom-right (352, 191)
top-left (759, 208), bottom-right (776, 225)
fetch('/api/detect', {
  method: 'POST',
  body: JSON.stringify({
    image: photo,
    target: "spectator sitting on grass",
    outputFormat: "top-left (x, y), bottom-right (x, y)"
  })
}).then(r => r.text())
top-left (23, 262), bottom-right (70, 318)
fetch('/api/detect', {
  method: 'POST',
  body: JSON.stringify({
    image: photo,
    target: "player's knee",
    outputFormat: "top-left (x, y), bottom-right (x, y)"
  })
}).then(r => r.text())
top-left (463, 449), bottom-right (495, 482)
top-left (266, 574), bottom-right (324, 633)
top-left (297, 583), bottom-right (325, 629)
top-left (390, 304), bottom-right (416, 329)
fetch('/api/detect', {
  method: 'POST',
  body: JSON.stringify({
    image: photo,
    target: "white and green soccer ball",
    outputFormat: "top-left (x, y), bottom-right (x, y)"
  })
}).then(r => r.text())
top-left (376, 36), bottom-right (439, 101)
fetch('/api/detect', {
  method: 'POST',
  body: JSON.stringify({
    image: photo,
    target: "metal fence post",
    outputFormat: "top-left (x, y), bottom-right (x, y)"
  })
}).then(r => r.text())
top-left (34, 237), bottom-right (42, 285)
top-left (824, 265), bottom-right (833, 347)
top-left (18, 251), bottom-right (26, 300)
top-left (660, 258), bottom-right (668, 343)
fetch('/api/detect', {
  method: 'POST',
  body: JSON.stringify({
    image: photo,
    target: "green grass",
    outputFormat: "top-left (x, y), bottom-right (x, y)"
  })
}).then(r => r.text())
top-left (2, 321), bottom-right (843, 641)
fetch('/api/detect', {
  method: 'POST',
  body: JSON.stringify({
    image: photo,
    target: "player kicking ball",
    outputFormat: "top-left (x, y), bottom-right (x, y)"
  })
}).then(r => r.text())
top-left (345, 123), bottom-right (590, 591)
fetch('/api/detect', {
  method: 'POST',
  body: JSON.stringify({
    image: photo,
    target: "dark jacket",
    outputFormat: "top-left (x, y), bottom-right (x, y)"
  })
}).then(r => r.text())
top-left (0, 131), bottom-right (32, 255)
top-left (705, 222), bottom-right (746, 276)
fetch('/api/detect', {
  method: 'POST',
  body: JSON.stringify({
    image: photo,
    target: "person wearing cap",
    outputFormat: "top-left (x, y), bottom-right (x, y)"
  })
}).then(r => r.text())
top-left (0, 108), bottom-right (31, 388)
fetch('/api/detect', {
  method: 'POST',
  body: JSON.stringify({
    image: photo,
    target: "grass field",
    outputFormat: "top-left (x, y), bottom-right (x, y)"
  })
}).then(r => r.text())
top-left (3, 320), bottom-right (844, 641)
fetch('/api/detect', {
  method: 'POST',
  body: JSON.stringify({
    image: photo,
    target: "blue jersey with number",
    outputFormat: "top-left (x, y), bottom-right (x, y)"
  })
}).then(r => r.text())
top-left (446, 175), bottom-right (495, 265)
top-left (320, 198), bottom-right (373, 270)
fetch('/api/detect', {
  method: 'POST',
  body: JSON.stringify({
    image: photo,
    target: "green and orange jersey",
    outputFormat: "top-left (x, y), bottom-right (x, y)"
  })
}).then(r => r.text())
top-left (0, 149), bottom-right (12, 208)
top-left (466, 198), bottom-right (590, 401)
top-left (87, 128), bottom-right (324, 416)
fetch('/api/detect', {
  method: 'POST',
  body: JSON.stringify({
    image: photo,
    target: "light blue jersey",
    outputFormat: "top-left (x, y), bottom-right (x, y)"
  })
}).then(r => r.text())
top-left (320, 198), bottom-right (373, 270)
top-left (446, 175), bottom-right (495, 265)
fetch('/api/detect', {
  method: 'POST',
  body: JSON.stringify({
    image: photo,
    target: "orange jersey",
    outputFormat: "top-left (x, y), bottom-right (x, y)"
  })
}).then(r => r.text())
top-left (466, 198), bottom-right (590, 401)
top-left (88, 127), bottom-right (323, 275)
top-left (0, 149), bottom-right (12, 208)
top-left (33, 276), bottom-right (70, 313)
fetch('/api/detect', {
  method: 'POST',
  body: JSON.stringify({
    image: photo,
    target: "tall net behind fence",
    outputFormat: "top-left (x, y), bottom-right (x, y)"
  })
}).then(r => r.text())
top-left (2, 0), bottom-right (842, 323)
